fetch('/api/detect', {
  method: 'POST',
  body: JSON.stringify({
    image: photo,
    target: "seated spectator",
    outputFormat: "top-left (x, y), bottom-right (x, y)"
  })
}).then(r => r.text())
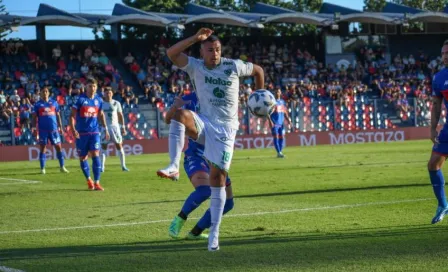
top-left (130, 61), bottom-right (140, 75)
top-left (52, 45), bottom-right (62, 62)
top-left (98, 52), bottom-right (109, 66)
top-left (124, 52), bottom-right (134, 66)
top-left (19, 98), bottom-right (32, 129)
top-left (10, 90), bottom-right (20, 104)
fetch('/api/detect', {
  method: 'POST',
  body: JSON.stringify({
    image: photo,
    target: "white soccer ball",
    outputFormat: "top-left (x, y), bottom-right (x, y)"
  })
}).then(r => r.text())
top-left (248, 89), bottom-right (276, 118)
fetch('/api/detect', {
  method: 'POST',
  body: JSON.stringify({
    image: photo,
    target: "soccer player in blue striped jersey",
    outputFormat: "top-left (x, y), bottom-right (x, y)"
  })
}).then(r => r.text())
top-left (70, 78), bottom-right (109, 191)
top-left (164, 91), bottom-right (234, 240)
top-left (32, 86), bottom-right (69, 174)
top-left (428, 40), bottom-right (448, 224)
top-left (269, 88), bottom-right (292, 158)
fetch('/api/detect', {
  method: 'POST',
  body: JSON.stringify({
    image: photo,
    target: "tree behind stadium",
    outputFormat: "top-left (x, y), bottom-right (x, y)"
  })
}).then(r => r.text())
top-left (364, 0), bottom-right (446, 11)
top-left (0, 0), bottom-right (10, 39)
top-left (118, 0), bottom-right (323, 40)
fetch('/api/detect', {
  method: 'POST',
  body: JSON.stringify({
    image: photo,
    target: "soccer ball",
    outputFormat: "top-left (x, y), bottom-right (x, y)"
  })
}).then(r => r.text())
top-left (248, 89), bottom-right (276, 117)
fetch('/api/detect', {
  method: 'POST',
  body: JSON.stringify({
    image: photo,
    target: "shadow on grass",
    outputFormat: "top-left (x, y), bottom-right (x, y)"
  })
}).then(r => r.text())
top-left (0, 224), bottom-right (444, 262)
top-left (103, 182), bottom-right (430, 206)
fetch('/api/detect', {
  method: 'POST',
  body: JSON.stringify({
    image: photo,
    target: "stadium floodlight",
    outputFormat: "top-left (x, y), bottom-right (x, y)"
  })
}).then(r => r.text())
top-left (9, 17), bottom-right (21, 32)
top-left (259, 16), bottom-right (268, 23)
top-left (168, 22), bottom-right (185, 30)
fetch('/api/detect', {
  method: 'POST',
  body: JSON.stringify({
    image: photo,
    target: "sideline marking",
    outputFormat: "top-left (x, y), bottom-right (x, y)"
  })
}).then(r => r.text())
top-left (0, 198), bottom-right (431, 235)
top-left (0, 178), bottom-right (41, 186)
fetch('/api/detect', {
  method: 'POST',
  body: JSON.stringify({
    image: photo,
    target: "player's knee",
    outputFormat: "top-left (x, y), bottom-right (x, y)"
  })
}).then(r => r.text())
top-left (428, 160), bottom-right (440, 171)
top-left (223, 198), bottom-right (234, 214)
top-left (173, 109), bottom-right (190, 124)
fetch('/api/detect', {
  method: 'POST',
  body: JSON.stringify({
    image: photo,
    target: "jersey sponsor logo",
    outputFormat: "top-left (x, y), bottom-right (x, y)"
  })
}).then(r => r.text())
top-left (80, 106), bottom-right (99, 118)
top-left (213, 87), bottom-right (226, 98)
top-left (224, 69), bottom-right (232, 76)
top-left (39, 106), bottom-right (56, 116)
top-left (205, 76), bottom-right (232, 86)
top-left (94, 99), bottom-right (99, 106)
top-left (223, 61), bottom-right (233, 66)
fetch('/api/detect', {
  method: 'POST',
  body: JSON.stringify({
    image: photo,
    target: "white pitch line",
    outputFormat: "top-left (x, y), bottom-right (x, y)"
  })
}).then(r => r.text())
top-left (0, 178), bottom-right (41, 186)
top-left (0, 198), bottom-right (431, 235)
top-left (0, 265), bottom-right (25, 272)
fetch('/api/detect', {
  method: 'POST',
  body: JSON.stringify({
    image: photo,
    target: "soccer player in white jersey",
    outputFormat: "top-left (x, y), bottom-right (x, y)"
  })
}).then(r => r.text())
top-left (161, 28), bottom-right (264, 251)
top-left (100, 87), bottom-right (129, 172)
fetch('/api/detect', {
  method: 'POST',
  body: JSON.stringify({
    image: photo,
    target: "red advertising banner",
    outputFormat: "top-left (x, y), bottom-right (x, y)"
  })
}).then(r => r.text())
top-left (0, 127), bottom-right (431, 162)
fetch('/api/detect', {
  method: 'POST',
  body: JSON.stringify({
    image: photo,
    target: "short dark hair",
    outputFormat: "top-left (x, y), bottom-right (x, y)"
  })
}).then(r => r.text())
top-left (104, 86), bottom-right (113, 92)
top-left (444, 40), bottom-right (448, 46)
top-left (201, 35), bottom-right (221, 45)
top-left (85, 78), bottom-right (97, 85)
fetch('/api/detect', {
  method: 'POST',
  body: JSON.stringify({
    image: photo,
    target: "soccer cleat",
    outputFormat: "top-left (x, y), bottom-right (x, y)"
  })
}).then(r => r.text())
top-left (94, 183), bottom-right (104, 191)
top-left (60, 166), bottom-right (69, 173)
top-left (277, 152), bottom-right (285, 158)
top-left (157, 166), bottom-right (180, 181)
top-left (41, 168), bottom-right (46, 174)
top-left (87, 179), bottom-right (95, 190)
top-left (168, 215), bottom-right (185, 238)
top-left (186, 232), bottom-right (209, 240)
top-left (208, 235), bottom-right (220, 252)
top-left (122, 166), bottom-right (130, 172)
top-left (431, 205), bottom-right (448, 224)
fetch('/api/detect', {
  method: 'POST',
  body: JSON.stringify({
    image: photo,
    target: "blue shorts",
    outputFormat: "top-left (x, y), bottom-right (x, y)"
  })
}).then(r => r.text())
top-left (76, 133), bottom-right (101, 157)
top-left (184, 155), bottom-right (231, 186)
top-left (39, 131), bottom-right (61, 146)
top-left (271, 124), bottom-right (284, 137)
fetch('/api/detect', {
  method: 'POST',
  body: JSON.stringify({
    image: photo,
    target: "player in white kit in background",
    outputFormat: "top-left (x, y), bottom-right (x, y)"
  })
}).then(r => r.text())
top-left (100, 87), bottom-right (129, 172)
top-left (162, 28), bottom-right (264, 251)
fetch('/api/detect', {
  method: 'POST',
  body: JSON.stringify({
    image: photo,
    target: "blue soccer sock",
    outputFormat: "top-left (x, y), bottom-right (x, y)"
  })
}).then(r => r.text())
top-left (92, 156), bottom-right (101, 183)
top-left (39, 152), bottom-right (46, 169)
top-left (56, 151), bottom-right (65, 168)
top-left (429, 170), bottom-right (448, 207)
top-left (194, 198), bottom-right (234, 232)
top-left (179, 185), bottom-right (211, 220)
top-left (278, 136), bottom-right (284, 153)
top-left (80, 160), bottom-right (90, 179)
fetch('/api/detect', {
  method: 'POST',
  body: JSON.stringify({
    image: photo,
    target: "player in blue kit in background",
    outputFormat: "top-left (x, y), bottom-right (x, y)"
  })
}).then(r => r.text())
top-left (163, 91), bottom-right (234, 240)
top-left (70, 78), bottom-right (109, 191)
top-left (269, 88), bottom-right (292, 158)
top-left (32, 86), bottom-right (69, 174)
top-left (428, 40), bottom-right (448, 224)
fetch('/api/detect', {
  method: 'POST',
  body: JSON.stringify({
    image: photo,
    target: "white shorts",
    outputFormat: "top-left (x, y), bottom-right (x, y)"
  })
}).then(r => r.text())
top-left (101, 125), bottom-right (123, 145)
top-left (191, 112), bottom-right (237, 172)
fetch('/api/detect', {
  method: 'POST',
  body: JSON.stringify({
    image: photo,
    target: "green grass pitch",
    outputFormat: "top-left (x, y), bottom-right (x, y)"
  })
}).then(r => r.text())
top-left (1, 140), bottom-right (447, 272)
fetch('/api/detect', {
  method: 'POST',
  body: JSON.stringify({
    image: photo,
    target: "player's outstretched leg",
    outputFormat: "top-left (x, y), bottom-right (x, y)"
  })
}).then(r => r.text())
top-left (157, 110), bottom-right (199, 181)
top-left (188, 195), bottom-right (234, 240)
top-left (428, 152), bottom-right (448, 224)
top-left (169, 172), bottom-right (211, 238)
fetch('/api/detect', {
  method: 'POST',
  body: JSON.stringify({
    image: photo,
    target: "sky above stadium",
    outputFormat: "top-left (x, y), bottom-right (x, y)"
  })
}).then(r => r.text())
top-left (3, 0), bottom-right (364, 40)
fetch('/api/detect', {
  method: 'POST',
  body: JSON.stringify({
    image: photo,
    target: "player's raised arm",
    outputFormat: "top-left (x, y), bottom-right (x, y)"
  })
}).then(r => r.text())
top-left (167, 28), bottom-right (213, 68)
top-left (252, 64), bottom-right (265, 90)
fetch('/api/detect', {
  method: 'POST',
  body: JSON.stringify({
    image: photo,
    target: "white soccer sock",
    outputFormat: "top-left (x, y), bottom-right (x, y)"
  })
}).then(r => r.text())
top-left (208, 186), bottom-right (226, 250)
top-left (100, 149), bottom-right (107, 171)
top-left (118, 148), bottom-right (126, 168)
top-left (168, 120), bottom-right (185, 170)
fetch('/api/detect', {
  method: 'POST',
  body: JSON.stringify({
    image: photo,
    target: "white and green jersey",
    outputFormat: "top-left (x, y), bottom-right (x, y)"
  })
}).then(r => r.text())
top-left (181, 57), bottom-right (253, 129)
top-left (102, 99), bottom-right (122, 127)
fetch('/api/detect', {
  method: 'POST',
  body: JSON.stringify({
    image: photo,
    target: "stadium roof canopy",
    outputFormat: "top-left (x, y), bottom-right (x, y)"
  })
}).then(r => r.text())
top-left (108, 3), bottom-right (186, 29)
top-left (184, 3), bottom-right (264, 28)
top-left (5, 1), bottom-right (448, 31)
top-left (252, 2), bottom-right (332, 26)
top-left (319, 2), bottom-right (403, 25)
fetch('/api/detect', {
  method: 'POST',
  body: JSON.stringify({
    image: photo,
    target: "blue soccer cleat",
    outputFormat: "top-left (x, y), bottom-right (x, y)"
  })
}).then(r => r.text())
top-left (431, 206), bottom-right (448, 224)
top-left (122, 166), bottom-right (130, 172)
